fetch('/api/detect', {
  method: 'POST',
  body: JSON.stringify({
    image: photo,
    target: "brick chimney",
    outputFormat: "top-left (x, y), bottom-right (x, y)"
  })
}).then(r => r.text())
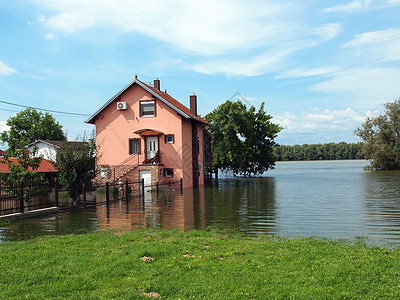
top-left (154, 78), bottom-right (160, 90)
top-left (190, 93), bottom-right (197, 116)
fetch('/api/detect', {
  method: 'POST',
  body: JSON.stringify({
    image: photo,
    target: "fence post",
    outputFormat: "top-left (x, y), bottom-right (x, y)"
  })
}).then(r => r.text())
top-left (83, 183), bottom-right (86, 207)
top-left (180, 178), bottom-right (183, 194)
top-left (156, 182), bottom-right (159, 198)
top-left (141, 178), bottom-right (145, 196)
top-left (106, 182), bottom-right (110, 205)
top-left (125, 180), bottom-right (129, 201)
top-left (55, 178), bottom-right (59, 207)
top-left (19, 180), bottom-right (24, 213)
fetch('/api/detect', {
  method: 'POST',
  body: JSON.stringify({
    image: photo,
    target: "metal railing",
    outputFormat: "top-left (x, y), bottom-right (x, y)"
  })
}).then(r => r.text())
top-left (0, 177), bottom-right (183, 217)
top-left (0, 180), bottom-right (55, 216)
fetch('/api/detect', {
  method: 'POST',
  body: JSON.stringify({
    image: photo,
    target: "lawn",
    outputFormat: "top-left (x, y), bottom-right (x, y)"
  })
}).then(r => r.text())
top-left (0, 229), bottom-right (399, 299)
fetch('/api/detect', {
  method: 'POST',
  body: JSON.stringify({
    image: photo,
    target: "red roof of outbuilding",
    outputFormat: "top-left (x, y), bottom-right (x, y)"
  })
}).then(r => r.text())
top-left (0, 157), bottom-right (57, 173)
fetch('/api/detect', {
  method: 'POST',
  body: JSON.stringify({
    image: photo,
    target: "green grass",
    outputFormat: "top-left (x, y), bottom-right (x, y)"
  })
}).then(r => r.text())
top-left (0, 229), bottom-right (399, 299)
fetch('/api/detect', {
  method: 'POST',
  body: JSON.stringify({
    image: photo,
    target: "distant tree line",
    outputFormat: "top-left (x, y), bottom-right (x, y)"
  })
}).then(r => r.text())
top-left (275, 142), bottom-right (364, 161)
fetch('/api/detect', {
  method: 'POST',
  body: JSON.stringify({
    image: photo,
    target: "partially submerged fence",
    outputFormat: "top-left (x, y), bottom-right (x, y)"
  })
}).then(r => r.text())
top-left (0, 180), bottom-right (56, 216)
top-left (0, 178), bottom-right (183, 217)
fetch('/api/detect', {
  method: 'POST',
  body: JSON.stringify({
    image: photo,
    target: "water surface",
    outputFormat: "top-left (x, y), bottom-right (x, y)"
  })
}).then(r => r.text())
top-left (2, 160), bottom-right (400, 247)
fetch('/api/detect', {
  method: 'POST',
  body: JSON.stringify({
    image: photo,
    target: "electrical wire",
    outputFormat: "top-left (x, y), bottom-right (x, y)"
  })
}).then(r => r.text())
top-left (0, 99), bottom-right (91, 117)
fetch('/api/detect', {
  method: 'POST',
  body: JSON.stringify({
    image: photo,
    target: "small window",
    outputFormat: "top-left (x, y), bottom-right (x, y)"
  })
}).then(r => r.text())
top-left (164, 168), bottom-right (173, 178)
top-left (101, 167), bottom-right (108, 178)
top-left (129, 139), bottom-right (140, 155)
top-left (165, 134), bottom-right (174, 144)
top-left (140, 101), bottom-right (155, 117)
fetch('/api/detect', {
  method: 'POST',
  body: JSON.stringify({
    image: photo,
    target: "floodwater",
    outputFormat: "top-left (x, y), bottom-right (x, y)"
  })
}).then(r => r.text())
top-left (2, 160), bottom-right (400, 247)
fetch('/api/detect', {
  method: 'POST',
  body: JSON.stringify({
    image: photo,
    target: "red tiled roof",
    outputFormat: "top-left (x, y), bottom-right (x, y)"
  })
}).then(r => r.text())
top-left (137, 79), bottom-right (210, 125)
top-left (0, 157), bottom-right (57, 173)
top-left (86, 77), bottom-right (210, 125)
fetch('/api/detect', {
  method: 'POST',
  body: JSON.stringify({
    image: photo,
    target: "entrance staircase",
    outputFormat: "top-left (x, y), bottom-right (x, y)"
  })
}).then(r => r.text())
top-left (112, 155), bottom-right (139, 182)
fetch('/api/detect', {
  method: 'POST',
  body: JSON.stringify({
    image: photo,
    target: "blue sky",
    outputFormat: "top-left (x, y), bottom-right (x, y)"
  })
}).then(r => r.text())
top-left (1, 0), bottom-right (400, 145)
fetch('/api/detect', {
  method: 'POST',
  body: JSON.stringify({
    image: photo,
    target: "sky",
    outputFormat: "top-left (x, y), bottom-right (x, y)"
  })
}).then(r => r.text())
top-left (1, 0), bottom-right (400, 145)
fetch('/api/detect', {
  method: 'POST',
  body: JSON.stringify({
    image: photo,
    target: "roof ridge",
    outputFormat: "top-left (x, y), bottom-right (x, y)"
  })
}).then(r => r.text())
top-left (86, 77), bottom-right (210, 125)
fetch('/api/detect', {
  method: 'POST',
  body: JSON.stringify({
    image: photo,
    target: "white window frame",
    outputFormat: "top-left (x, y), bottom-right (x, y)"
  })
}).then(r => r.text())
top-left (140, 101), bottom-right (155, 117)
top-left (101, 167), bottom-right (109, 178)
top-left (164, 168), bottom-right (173, 178)
top-left (165, 134), bottom-right (174, 144)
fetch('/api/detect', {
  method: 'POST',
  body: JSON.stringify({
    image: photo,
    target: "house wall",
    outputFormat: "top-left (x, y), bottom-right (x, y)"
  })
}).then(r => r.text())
top-left (94, 84), bottom-right (191, 187)
top-left (181, 118), bottom-right (193, 189)
top-left (28, 143), bottom-right (58, 161)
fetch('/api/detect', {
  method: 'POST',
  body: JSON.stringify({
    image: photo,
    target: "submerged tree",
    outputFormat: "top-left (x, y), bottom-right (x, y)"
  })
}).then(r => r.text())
top-left (205, 100), bottom-right (281, 177)
top-left (54, 136), bottom-right (99, 201)
top-left (355, 99), bottom-right (400, 170)
top-left (1, 108), bottom-right (65, 156)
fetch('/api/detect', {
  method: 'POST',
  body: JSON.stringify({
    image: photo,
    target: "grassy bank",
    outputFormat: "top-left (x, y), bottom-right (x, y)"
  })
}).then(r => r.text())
top-left (0, 230), bottom-right (399, 299)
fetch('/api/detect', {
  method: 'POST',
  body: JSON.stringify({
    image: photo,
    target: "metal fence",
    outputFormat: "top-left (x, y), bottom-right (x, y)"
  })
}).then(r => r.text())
top-left (0, 180), bottom-right (55, 216)
top-left (0, 178), bottom-right (183, 216)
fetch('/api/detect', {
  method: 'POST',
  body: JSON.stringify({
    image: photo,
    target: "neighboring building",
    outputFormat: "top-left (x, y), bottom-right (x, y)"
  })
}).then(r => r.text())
top-left (86, 76), bottom-right (212, 189)
top-left (26, 140), bottom-right (83, 161)
top-left (0, 156), bottom-right (57, 184)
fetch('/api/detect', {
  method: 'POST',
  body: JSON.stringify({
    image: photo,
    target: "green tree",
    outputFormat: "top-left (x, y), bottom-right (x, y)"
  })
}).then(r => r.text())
top-left (0, 147), bottom-right (46, 201)
top-left (1, 108), bottom-right (65, 156)
top-left (54, 137), bottom-right (99, 201)
top-left (355, 99), bottom-right (400, 170)
top-left (205, 100), bottom-right (281, 177)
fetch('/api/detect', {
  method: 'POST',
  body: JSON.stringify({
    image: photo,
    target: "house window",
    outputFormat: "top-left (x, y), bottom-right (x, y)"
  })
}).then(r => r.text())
top-left (101, 167), bottom-right (108, 178)
top-left (140, 101), bottom-right (155, 117)
top-left (129, 139), bottom-right (140, 155)
top-left (164, 168), bottom-right (173, 177)
top-left (165, 134), bottom-right (174, 144)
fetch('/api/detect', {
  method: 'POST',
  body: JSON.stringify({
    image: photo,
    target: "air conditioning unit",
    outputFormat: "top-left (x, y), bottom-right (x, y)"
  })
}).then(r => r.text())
top-left (117, 102), bottom-right (128, 110)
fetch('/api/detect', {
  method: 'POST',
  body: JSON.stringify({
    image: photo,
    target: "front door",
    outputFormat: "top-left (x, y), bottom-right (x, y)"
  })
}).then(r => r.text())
top-left (139, 170), bottom-right (152, 200)
top-left (146, 136), bottom-right (158, 159)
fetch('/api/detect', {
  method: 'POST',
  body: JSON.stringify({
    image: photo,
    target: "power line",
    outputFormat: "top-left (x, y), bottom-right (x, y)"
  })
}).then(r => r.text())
top-left (0, 99), bottom-right (91, 117)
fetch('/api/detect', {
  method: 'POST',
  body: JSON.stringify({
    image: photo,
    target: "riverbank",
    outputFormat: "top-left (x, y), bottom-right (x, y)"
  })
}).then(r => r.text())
top-left (0, 229), bottom-right (399, 299)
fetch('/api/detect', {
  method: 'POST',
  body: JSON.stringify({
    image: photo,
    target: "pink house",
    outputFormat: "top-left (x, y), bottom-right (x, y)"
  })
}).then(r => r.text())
top-left (86, 76), bottom-right (212, 189)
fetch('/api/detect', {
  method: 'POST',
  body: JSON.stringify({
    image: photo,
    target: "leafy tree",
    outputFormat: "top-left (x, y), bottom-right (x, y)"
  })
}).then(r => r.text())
top-left (54, 137), bottom-right (98, 201)
top-left (274, 142), bottom-right (363, 161)
top-left (205, 100), bottom-right (281, 177)
top-left (1, 108), bottom-right (65, 156)
top-left (355, 99), bottom-right (400, 170)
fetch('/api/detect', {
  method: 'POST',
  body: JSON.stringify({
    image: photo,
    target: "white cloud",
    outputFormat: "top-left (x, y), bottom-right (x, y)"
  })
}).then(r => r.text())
top-left (32, 0), bottom-right (297, 55)
top-left (324, 0), bottom-right (400, 13)
top-left (45, 33), bottom-right (59, 41)
top-left (43, 11), bottom-right (96, 34)
top-left (274, 107), bottom-right (366, 134)
top-left (0, 60), bottom-right (17, 76)
top-left (342, 28), bottom-right (400, 48)
top-left (0, 121), bottom-right (10, 133)
top-left (311, 68), bottom-right (400, 107)
top-left (192, 39), bottom-right (316, 76)
top-left (341, 28), bottom-right (400, 62)
top-left (323, 0), bottom-right (368, 13)
top-left (275, 67), bottom-right (339, 79)
top-left (192, 48), bottom-right (293, 76)
top-left (313, 23), bottom-right (342, 41)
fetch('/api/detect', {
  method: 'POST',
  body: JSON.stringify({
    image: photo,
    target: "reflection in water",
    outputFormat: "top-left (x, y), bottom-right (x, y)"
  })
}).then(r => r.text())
top-left (3, 160), bottom-right (400, 247)
top-left (95, 179), bottom-right (276, 235)
top-left (203, 178), bottom-right (277, 234)
top-left (362, 170), bottom-right (400, 242)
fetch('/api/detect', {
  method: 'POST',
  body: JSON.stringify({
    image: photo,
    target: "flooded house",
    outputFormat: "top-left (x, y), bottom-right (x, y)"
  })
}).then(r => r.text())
top-left (86, 76), bottom-right (212, 189)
